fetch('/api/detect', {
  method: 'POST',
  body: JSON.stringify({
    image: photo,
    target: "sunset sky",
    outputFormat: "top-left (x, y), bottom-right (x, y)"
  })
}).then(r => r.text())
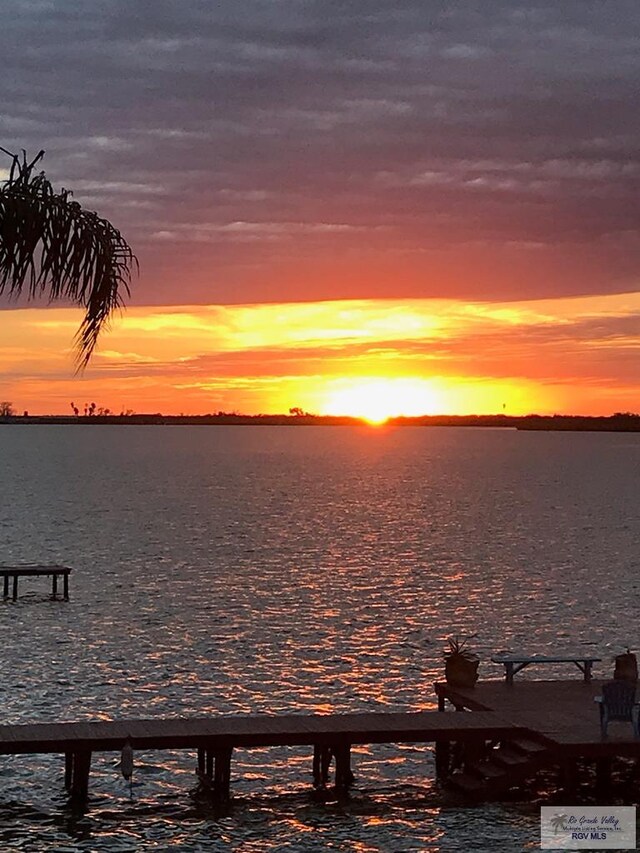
top-left (1, 1), bottom-right (639, 417)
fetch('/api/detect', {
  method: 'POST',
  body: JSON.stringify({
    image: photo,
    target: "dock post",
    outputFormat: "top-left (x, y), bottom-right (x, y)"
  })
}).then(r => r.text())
top-left (213, 747), bottom-right (232, 802)
top-left (435, 688), bottom-right (451, 779)
top-left (435, 740), bottom-right (451, 779)
top-left (3, 575), bottom-right (8, 598)
top-left (321, 746), bottom-right (332, 784)
top-left (312, 744), bottom-right (321, 786)
top-left (560, 760), bottom-right (578, 797)
top-left (12, 575), bottom-right (18, 601)
top-left (333, 743), bottom-right (353, 798)
top-left (206, 749), bottom-right (214, 779)
top-left (64, 751), bottom-right (73, 790)
top-left (71, 750), bottom-right (92, 800)
top-left (312, 745), bottom-right (332, 787)
top-left (63, 572), bottom-right (69, 601)
top-left (595, 758), bottom-right (612, 795)
top-left (313, 743), bottom-right (331, 788)
top-left (197, 747), bottom-right (206, 778)
top-left (52, 574), bottom-right (58, 599)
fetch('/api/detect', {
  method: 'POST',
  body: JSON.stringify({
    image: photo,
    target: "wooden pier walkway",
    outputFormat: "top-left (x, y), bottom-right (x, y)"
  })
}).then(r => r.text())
top-left (0, 709), bottom-right (522, 801)
top-left (1, 680), bottom-right (637, 805)
top-left (0, 565), bottom-right (71, 601)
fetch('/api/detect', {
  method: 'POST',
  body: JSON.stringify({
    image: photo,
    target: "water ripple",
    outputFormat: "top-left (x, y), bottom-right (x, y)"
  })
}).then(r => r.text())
top-left (1, 425), bottom-right (639, 850)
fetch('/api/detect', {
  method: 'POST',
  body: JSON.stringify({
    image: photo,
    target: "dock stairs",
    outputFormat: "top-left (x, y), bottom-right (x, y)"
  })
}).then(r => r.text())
top-left (446, 734), bottom-right (550, 799)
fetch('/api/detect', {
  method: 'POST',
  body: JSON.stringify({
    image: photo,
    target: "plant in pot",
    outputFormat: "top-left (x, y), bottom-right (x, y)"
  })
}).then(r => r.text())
top-left (444, 635), bottom-right (479, 688)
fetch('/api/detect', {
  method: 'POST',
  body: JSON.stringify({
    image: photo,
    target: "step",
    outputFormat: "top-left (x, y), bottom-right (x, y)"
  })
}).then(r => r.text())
top-left (468, 760), bottom-right (508, 780)
top-left (508, 737), bottom-right (548, 755)
top-left (447, 771), bottom-right (486, 795)
top-left (491, 747), bottom-right (532, 768)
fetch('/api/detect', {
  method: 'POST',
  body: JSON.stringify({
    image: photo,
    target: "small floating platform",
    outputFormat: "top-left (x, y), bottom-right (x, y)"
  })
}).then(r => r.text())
top-left (0, 565), bottom-right (71, 601)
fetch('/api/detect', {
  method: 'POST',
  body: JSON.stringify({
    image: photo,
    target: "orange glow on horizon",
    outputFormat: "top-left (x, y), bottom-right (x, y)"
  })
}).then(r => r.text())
top-left (0, 291), bottom-right (639, 417)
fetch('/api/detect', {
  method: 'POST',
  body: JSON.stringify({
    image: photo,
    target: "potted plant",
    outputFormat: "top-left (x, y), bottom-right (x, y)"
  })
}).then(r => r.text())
top-left (444, 635), bottom-right (479, 688)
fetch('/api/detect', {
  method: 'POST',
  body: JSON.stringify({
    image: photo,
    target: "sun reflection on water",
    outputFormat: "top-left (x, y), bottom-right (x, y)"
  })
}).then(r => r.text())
top-left (0, 425), bottom-right (635, 850)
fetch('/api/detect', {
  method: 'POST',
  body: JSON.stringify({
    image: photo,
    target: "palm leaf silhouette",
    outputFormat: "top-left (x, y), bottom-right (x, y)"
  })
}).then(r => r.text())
top-left (0, 148), bottom-right (137, 367)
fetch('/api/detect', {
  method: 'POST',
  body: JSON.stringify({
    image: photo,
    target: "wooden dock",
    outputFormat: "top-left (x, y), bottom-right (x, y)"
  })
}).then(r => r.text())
top-left (435, 679), bottom-right (640, 799)
top-left (0, 709), bottom-right (522, 802)
top-left (0, 565), bottom-right (71, 601)
top-left (1, 680), bottom-right (637, 806)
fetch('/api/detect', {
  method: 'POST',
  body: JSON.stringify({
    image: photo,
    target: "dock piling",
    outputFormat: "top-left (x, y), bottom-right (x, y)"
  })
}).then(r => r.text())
top-left (435, 692), bottom-right (451, 779)
top-left (559, 760), bottom-right (578, 797)
top-left (312, 745), bottom-right (321, 786)
top-left (64, 752), bottom-right (73, 790)
top-left (213, 748), bottom-right (232, 802)
top-left (197, 747), bottom-right (205, 777)
top-left (333, 743), bottom-right (353, 796)
top-left (312, 745), bottom-right (332, 787)
top-left (195, 747), bottom-right (215, 781)
top-left (70, 750), bottom-right (92, 800)
top-left (595, 758), bottom-right (612, 794)
top-left (435, 739), bottom-right (451, 779)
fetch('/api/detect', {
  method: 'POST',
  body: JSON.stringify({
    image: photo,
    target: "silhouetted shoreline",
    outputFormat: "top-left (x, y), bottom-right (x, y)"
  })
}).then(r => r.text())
top-left (1, 413), bottom-right (639, 431)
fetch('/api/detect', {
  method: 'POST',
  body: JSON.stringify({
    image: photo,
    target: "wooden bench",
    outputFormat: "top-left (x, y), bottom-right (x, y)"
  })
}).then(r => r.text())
top-left (0, 565), bottom-right (71, 601)
top-left (491, 654), bottom-right (601, 685)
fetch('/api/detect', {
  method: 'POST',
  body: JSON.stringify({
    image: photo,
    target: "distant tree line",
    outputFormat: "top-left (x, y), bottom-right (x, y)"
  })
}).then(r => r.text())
top-left (69, 401), bottom-right (135, 417)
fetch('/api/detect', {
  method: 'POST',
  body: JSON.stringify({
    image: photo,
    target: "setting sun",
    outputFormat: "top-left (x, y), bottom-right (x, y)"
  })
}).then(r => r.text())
top-left (320, 378), bottom-right (445, 423)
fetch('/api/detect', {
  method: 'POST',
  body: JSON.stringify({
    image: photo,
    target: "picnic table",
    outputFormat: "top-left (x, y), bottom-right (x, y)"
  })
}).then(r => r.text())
top-left (491, 654), bottom-right (601, 685)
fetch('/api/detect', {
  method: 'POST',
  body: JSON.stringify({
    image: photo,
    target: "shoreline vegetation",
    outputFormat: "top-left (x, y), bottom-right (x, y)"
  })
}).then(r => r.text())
top-left (1, 412), bottom-right (639, 431)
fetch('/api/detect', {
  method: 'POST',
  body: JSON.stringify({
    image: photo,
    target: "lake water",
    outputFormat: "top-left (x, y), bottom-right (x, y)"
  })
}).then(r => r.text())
top-left (1, 425), bottom-right (639, 851)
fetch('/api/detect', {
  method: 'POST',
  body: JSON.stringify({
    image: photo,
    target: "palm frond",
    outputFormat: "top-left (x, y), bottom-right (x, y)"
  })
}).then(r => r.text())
top-left (0, 148), bottom-right (137, 367)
